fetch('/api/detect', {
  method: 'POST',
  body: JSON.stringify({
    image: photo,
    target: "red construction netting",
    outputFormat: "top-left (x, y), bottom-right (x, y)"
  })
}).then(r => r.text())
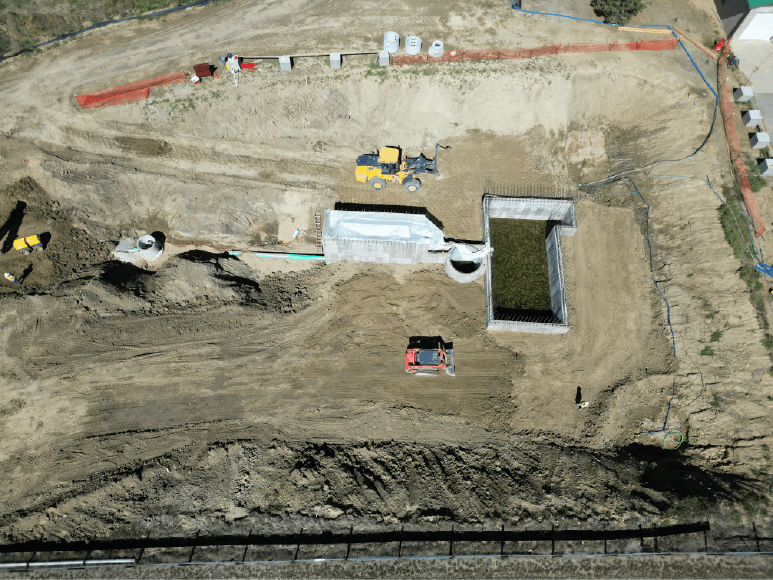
top-left (499, 48), bottom-right (532, 59)
top-left (718, 46), bottom-right (766, 237)
top-left (637, 38), bottom-right (678, 51)
top-left (463, 49), bottom-right (500, 61)
top-left (564, 43), bottom-right (610, 53)
top-left (392, 37), bottom-right (682, 67)
top-left (428, 51), bottom-right (464, 62)
top-left (531, 44), bottom-right (560, 57)
top-left (76, 70), bottom-right (187, 109)
top-left (609, 41), bottom-right (639, 52)
top-left (391, 53), bottom-right (428, 65)
top-left (672, 26), bottom-right (718, 60)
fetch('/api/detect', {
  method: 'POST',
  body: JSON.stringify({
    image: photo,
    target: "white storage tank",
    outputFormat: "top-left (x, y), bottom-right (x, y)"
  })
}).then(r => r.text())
top-left (428, 40), bottom-right (444, 58)
top-left (405, 35), bottom-right (422, 55)
top-left (383, 31), bottom-right (400, 54)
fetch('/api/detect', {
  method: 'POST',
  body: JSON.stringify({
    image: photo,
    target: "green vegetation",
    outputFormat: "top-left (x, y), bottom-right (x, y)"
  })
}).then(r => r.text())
top-left (590, 0), bottom-right (645, 24)
top-left (762, 335), bottom-right (773, 349)
top-left (745, 157), bottom-right (769, 193)
top-left (710, 330), bottom-right (722, 342)
top-left (662, 496), bottom-right (713, 524)
top-left (700, 346), bottom-right (714, 356)
top-left (490, 219), bottom-right (552, 312)
top-left (0, 0), bottom-right (188, 55)
top-left (718, 184), bottom-right (769, 330)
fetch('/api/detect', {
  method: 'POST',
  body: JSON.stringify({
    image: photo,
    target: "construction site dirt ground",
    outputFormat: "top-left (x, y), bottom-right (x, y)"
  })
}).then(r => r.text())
top-left (0, 0), bottom-right (772, 564)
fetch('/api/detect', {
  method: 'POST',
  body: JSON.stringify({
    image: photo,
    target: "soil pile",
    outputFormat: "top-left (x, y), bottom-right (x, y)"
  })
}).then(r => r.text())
top-left (0, 177), bottom-right (112, 295)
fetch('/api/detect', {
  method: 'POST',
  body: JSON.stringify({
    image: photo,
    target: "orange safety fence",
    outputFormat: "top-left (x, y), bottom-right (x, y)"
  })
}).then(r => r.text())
top-left (393, 38), bottom-right (679, 65)
top-left (463, 49), bottom-right (500, 61)
top-left (637, 38), bottom-right (678, 51)
top-left (498, 48), bottom-right (533, 59)
top-left (428, 51), bottom-right (464, 63)
top-left (391, 53), bottom-right (428, 65)
top-left (531, 44), bottom-right (561, 57)
top-left (609, 41), bottom-right (639, 52)
top-left (718, 45), bottom-right (765, 237)
top-left (672, 26), bottom-right (718, 60)
top-left (563, 42), bottom-right (611, 54)
top-left (76, 70), bottom-right (187, 109)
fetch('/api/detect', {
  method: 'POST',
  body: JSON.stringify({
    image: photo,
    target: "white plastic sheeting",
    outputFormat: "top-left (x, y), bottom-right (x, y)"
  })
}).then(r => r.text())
top-left (322, 210), bottom-right (448, 265)
top-left (324, 211), bottom-right (444, 248)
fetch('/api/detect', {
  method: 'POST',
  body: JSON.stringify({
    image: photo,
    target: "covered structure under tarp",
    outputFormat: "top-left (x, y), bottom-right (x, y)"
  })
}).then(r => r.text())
top-left (322, 210), bottom-right (447, 265)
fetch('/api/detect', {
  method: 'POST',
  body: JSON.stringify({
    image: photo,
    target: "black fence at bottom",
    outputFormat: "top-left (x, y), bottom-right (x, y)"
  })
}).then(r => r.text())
top-left (0, 522), bottom-right (711, 556)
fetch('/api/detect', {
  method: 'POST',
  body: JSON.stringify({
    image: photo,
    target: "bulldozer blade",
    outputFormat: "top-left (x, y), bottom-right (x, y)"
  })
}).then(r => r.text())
top-left (413, 369), bottom-right (440, 377)
top-left (445, 349), bottom-right (455, 376)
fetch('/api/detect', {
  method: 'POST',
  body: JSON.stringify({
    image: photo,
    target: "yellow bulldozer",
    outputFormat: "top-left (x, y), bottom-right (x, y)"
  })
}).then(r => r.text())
top-left (355, 144), bottom-right (443, 193)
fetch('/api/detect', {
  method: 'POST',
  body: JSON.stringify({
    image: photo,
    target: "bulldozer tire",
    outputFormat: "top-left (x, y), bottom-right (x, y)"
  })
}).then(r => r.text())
top-left (370, 178), bottom-right (386, 190)
top-left (21, 249), bottom-right (31, 256)
top-left (403, 178), bottom-right (421, 193)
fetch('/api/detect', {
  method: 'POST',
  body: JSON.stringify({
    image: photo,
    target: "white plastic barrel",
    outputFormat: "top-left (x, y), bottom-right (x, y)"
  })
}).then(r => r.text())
top-left (428, 40), bottom-right (444, 58)
top-left (405, 35), bottom-right (422, 56)
top-left (383, 31), bottom-right (400, 54)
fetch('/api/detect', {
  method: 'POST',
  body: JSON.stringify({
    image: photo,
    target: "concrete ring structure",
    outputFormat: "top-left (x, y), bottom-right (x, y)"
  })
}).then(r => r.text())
top-left (137, 234), bottom-right (164, 261)
top-left (444, 245), bottom-right (486, 283)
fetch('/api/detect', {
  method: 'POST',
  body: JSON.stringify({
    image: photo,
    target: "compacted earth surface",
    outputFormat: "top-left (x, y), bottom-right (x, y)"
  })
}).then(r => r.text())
top-left (0, 0), bottom-right (773, 576)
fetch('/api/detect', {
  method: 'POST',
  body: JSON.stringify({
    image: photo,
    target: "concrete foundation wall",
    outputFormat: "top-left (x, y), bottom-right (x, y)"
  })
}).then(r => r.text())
top-left (546, 226), bottom-right (567, 323)
top-left (486, 197), bottom-right (575, 224)
top-left (486, 318), bottom-right (569, 333)
top-left (322, 238), bottom-right (446, 265)
top-left (483, 195), bottom-right (574, 334)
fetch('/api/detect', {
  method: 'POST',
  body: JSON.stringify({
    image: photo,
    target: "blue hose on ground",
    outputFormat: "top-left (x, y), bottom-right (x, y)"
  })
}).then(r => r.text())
top-left (510, 3), bottom-right (748, 437)
top-left (638, 381), bottom-right (676, 435)
top-left (581, 175), bottom-right (678, 435)
top-left (511, 2), bottom-right (718, 101)
top-left (0, 0), bottom-right (219, 63)
top-left (623, 176), bottom-right (677, 359)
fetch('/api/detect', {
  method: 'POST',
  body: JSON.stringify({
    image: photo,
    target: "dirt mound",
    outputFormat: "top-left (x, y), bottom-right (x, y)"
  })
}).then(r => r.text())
top-left (93, 252), bottom-right (316, 316)
top-left (0, 178), bottom-right (112, 296)
top-left (0, 434), bottom-right (763, 544)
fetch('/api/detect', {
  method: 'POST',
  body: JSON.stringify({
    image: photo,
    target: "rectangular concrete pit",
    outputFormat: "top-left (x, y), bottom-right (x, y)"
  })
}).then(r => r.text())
top-left (483, 196), bottom-right (576, 334)
top-left (760, 159), bottom-right (773, 176)
top-left (279, 55), bottom-right (292, 71)
top-left (330, 52), bottom-right (341, 69)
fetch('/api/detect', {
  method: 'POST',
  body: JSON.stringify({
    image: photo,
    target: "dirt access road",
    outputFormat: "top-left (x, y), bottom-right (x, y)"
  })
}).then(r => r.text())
top-left (0, 0), bottom-right (772, 552)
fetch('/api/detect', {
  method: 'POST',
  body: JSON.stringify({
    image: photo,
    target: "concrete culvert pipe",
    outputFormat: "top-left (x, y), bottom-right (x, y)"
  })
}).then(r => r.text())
top-left (445, 245), bottom-right (485, 283)
top-left (137, 234), bottom-right (163, 261)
